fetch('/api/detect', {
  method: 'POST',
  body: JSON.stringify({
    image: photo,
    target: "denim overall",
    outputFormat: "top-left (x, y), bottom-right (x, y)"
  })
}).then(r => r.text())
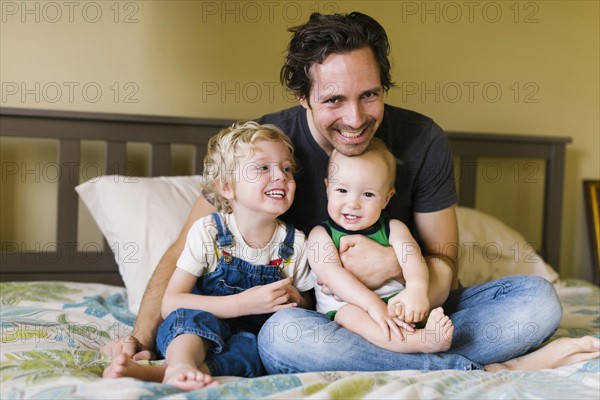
top-left (156, 213), bottom-right (296, 377)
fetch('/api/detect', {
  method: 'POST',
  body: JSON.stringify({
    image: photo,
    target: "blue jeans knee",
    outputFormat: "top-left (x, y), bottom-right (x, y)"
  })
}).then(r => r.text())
top-left (206, 331), bottom-right (265, 377)
top-left (156, 308), bottom-right (228, 358)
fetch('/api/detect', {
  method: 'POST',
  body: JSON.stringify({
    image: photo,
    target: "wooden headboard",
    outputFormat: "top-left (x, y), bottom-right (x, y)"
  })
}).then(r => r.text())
top-left (0, 107), bottom-right (571, 285)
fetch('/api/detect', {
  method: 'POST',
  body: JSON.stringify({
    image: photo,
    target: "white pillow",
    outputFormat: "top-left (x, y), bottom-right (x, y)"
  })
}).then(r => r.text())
top-left (76, 175), bottom-right (203, 314)
top-left (456, 206), bottom-right (559, 287)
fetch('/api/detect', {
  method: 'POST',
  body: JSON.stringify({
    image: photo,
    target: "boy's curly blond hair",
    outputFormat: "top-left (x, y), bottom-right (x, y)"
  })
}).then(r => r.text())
top-left (202, 121), bottom-right (296, 213)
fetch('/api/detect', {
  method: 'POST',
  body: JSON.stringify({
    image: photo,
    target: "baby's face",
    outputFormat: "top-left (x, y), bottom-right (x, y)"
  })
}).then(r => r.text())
top-left (326, 151), bottom-right (394, 231)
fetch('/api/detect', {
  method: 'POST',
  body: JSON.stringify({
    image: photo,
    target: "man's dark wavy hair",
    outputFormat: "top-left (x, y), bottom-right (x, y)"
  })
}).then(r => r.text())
top-left (280, 12), bottom-right (394, 101)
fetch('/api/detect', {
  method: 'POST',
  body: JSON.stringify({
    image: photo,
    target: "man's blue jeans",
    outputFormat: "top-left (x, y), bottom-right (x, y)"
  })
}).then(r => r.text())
top-left (257, 275), bottom-right (562, 372)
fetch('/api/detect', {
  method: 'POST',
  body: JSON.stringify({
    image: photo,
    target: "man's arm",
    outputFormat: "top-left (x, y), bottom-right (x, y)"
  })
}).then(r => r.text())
top-left (100, 196), bottom-right (215, 359)
top-left (413, 206), bottom-right (458, 307)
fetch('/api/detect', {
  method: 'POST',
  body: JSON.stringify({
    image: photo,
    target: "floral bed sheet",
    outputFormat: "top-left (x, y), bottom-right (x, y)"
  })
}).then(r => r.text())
top-left (1, 279), bottom-right (598, 399)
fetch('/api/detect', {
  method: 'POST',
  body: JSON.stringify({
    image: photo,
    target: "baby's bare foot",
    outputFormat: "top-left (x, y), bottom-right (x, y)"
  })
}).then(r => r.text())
top-left (163, 363), bottom-right (219, 391)
top-left (420, 307), bottom-right (454, 353)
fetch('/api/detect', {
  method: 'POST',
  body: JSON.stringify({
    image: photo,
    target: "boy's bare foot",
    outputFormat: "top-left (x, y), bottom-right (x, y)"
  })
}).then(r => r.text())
top-left (419, 307), bottom-right (454, 353)
top-left (103, 353), bottom-right (166, 382)
top-left (485, 336), bottom-right (600, 372)
top-left (163, 363), bottom-right (219, 391)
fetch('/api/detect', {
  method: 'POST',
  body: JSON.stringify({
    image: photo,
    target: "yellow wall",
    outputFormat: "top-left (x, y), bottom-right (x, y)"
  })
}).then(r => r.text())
top-left (1, 1), bottom-right (599, 280)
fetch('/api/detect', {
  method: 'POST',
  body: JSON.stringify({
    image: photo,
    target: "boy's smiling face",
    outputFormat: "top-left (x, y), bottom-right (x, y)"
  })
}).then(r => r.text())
top-left (220, 140), bottom-right (296, 220)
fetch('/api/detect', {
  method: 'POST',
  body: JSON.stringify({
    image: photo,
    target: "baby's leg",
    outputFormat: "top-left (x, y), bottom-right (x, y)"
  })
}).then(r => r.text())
top-left (335, 305), bottom-right (453, 353)
top-left (103, 353), bottom-right (166, 382)
top-left (163, 334), bottom-right (219, 391)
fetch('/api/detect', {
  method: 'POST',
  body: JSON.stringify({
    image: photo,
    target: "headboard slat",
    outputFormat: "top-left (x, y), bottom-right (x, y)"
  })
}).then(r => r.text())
top-left (151, 143), bottom-right (171, 176)
top-left (105, 141), bottom-right (127, 175)
top-left (457, 156), bottom-right (478, 208)
top-left (56, 139), bottom-right (80, 245)
top-left (541, 142), bottom-right (567, 266)
top-left (195, 145), bottom-right (207, 175)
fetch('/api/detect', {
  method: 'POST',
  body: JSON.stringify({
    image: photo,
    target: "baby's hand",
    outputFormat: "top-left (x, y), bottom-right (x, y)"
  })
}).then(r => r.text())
top-left (388, 289), bottom-right (429, 324)
top-left (367, 301), bottom-right (403, 341)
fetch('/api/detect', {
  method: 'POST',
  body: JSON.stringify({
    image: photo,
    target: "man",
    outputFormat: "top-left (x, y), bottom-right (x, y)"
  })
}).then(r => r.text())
top-left (103, 12), bottom-right (599, 373)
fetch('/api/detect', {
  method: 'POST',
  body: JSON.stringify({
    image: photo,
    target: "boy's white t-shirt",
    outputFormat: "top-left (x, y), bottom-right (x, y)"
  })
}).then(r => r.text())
top-left (177, 213), bottom-right (314, 292)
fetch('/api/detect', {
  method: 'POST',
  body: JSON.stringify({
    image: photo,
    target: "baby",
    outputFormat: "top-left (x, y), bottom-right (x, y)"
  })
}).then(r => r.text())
top-left (308, 137), bottom-right (454, 353)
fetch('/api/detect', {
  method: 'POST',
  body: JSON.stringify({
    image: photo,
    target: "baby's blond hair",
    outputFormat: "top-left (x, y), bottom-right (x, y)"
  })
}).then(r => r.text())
top-left (202, 121), bottom-right (296, 213)
top-left (329, 137), bottom-right (399, 191)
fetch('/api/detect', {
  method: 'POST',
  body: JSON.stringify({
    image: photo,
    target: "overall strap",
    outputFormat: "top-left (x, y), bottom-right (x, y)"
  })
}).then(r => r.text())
top-left (211, 212), bottom-right (234, 248)
top-left (277, 223), bottom-right (296, 261)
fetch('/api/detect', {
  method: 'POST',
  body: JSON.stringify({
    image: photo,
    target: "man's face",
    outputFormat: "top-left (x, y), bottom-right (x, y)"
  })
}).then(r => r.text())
top-left (300, 47), bottom-right (385, 156)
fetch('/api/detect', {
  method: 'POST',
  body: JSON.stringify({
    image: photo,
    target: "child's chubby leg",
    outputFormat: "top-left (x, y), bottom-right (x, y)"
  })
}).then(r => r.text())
top-left (335, 305), bottom-right (454, 353)
top-left (162, 333), bottom-right (219, 391)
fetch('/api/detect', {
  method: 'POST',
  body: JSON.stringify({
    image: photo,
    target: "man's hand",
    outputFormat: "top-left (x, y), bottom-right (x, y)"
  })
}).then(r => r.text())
top-left (100, 335), bottom-right (156, 361)
top-left (338, 235), bottom-right (404, 289)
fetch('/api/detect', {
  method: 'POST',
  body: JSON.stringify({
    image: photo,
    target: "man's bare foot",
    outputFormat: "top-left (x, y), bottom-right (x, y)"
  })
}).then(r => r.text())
top-left (103, 353), bottom-right (166, 382)
top-left (418, 307), bottom-right (454, 353)
top-left (485, 336), bottom-right (600, 372)
top-left (163, 363), bottom-right (219, 391)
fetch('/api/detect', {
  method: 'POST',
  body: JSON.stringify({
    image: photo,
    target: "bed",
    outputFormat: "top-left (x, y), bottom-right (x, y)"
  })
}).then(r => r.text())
top-left (1, 107), bottom-right (598, 399)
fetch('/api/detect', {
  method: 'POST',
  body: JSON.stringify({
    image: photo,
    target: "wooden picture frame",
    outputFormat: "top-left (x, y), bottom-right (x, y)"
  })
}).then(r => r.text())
top-left (583, 180), bottom-right (600, 284)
